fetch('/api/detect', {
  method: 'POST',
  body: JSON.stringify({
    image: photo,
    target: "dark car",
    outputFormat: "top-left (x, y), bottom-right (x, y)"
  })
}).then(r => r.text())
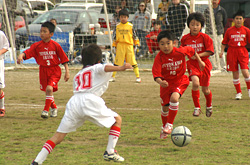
top-left (220, 0), bottom-right (250, 50)
top-left (15, 9), bottom-right (100, 50)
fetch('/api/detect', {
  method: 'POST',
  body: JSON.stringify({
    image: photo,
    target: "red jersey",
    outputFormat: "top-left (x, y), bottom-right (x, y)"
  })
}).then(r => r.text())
top-left (222, 26), bottom-right (250, 47)
top-left (24, 39), bottom-right (69, 66)
top-left (152, 46), bottom-right (195, 82)
top-left (181, 32), bottom-right (214, 61)
top-left (146, 29), bottom-right (161, 41)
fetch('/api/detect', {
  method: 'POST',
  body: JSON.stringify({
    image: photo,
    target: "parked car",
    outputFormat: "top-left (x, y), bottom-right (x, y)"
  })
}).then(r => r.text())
top-left (26, 0), bottom-right (55, 23)
top-left (220, 0), bottom-right (250, 50)
top-left (0, 15), bottom-right (26, 31)
top-left (55, 2), bottom-right (103, 13)
top-left (15, 9), bottom-right (100, 50)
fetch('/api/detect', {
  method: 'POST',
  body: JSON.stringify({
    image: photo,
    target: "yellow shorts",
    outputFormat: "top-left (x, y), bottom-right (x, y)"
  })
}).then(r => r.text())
top-left (115, 43), bottom-right (137, 66)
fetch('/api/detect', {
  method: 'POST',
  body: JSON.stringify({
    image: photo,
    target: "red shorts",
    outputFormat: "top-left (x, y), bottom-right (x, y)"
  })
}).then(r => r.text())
top-left (226, 47), bottom-right (249, 71)
top-left (187, 58), bottom-right (212, 87)
top-left (160, 75), bottom-right (189, 106)
top-left (39, 65), bottom-right (61, 92)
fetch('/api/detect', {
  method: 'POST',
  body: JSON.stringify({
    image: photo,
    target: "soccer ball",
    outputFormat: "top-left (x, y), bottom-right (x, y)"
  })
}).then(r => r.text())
top-left (171, 126), bottom-right (192, 147)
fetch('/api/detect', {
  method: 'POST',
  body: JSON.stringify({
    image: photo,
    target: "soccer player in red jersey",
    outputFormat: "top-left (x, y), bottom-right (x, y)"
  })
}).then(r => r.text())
top-left (146, 20), bottom-right (161, 56)
top-left (17, 21), bottom-right (70, 118)
top-left (220, 11), bottom-right (250, 100)
top-left (152, 30), bottom-right (205, 139)
top-left (181, 12), bottom-right (214, 117)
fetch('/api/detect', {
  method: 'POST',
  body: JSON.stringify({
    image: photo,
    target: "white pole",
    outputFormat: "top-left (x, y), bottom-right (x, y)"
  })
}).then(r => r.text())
top-left (190, 0), bottom-right (195, 13)
top-left (102, 0), bottom-right (113, 51)
top-left (2, 0), bottom-right (17, 66)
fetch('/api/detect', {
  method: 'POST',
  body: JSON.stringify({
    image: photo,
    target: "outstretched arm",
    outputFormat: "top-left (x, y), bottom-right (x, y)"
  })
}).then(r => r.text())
top-left (104, 63), bottom-right (133, 72)
top-left (17, 53), bottom-right (25, 64)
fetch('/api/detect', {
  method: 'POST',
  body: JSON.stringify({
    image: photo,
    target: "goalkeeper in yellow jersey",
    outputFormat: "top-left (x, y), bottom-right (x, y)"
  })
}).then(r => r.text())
top-left (110, 9), bottom-right (141, 83)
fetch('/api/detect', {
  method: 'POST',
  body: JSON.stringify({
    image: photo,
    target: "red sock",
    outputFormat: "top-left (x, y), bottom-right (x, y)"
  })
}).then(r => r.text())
top-left (161, 110), bottom-right (168, 127)
top-left (205, 91), bottom-right (212, 107)
top-left (50, 96), bottom-right (57, 109)
top-left (167, 102), bottom-right (179, 124)
top-left (43, 140), bottom-right (56, 154)
top-left (192, 90), bottom-right (200, 108)
top-left (0, 92), bottom-right (4, 99)
top-left (245, 77), bottom-right (250, 90)
top-left (233, 79), bottom-right (241, 93)
top-left (109, 125), bottom-right (121, 137)
top-left (44, 96), bottom-right (53, 112)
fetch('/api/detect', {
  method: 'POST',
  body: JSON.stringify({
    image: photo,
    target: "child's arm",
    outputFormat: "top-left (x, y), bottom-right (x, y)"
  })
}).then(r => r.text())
top-left (191, 52), bottom-right (205, 71)
top-left (155, 77), bottom-right (168, 88)
top-left (62, 62), bottom-right (70, 82)
top-left (198, 51), bottom-right (213, 58)
top-left (17, 53), bottom-right (25, 64)
top-left (219, 44), bottom-right (226, 58)
top-left (0, 48), bottom-right (8, 56)
top-left (104, 63), bottom-right (133, 72)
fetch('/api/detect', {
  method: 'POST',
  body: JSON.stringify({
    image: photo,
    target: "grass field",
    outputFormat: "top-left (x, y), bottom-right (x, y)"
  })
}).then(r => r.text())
top-left (1, 67), bottom-right (250, 165)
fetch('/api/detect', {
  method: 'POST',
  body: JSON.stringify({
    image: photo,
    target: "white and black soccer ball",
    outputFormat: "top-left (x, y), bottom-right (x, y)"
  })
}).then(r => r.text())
top-left (171, 126), bottom-right (192, 147)
top-left (102, 51), bottom-right (114, 64)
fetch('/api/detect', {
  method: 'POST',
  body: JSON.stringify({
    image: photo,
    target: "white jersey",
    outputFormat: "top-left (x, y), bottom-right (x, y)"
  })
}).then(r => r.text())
top-left (57, 63), bottom-right (117, 133)
top-left (73, 63), bottom-right (112, 97)
top-left (0, 30), bottom-right (9, 88)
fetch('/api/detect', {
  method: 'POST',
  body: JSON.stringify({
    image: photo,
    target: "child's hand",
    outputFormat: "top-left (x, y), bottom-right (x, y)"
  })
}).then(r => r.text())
top-left (160, 80), bottom-right (168, 88)
top-left (17, 54), bottom-right (24, 64)
top-left (64, 72), bottom-right (70, 82)
top-left (199, 61), bottom-right (205, 71)
top-left (122, 63), bottom-right (133, 70)
top-left (219, 52), bottom-right (223, 58)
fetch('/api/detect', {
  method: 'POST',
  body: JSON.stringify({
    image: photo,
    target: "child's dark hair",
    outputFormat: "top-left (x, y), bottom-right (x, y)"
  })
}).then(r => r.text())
top-left (153, 20), bottom-right (161, 25)
top-left (233, 10), bottom-right (245, 19)
top-left (187, 12), bottom-right (205, 28)
top-left (81, 44), bottom-right (102, 67)
top-left (41, 21), bottom-right (55, 33)
top-left (157, 30), bottom-right (176, 42)
top-left (119, 8), bottom-right (129, 17)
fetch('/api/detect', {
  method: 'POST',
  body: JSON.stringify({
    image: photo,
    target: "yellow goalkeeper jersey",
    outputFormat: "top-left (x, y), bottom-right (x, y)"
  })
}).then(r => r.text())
top-left (112, 22), bottom-right (140, 47)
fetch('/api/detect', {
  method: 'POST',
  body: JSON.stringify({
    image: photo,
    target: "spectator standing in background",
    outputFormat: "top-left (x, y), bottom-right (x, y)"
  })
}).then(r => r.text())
top-left (146, 20), bottom-right (161, 56)
top-left (204, 0), bottom-right (227, 70)
top-left (121, 0), bottom-right (130, 12)
top-left (50, 18), bottom-right (62, 32)
top-left (111, 6), bottom-right (122, 30)
top-left (167, 0), bottom-right (189, 44)
top-left (158, 0), bottom-right (170, 30)
top-left (145, 0), bottom-right (153, 14)
top-left (133, 1), bottom-right (151, 58)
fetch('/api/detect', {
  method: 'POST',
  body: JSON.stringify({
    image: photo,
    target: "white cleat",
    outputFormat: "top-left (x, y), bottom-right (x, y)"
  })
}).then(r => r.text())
top-left (235, 93), bottom-right (242, 100)
top-left (136, 77), bottom-right (141, 83)
top-left (103, 150), bottom-right (124, 162)
top-left (109, 77), bottom-right (115, 82)
top-left (41, 110), bottom-right (49, 118)
top-left (50, 108), bottom-right (58, 117)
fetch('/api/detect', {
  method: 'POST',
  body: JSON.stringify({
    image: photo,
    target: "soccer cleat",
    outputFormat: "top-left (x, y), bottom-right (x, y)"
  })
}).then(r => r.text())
top-left (103, 150), bottom-right (124, 162)
top-left (163, 123), bottom-right (173, 135)
top-left (41, 110), bottom-right (49, 118)
top-left (31, 160), bottom-right (39, 165)
top-left (109, 77), bottom-right (115, 82)
top-left (193, 108), bottom-right (201, 117)
top-left (136, 77), bottom-right (141, 83)
top-left (248, 90), bottom-right (250, 98)
top-left (235, 93), bottom-right (242, 100)
top-left (0, 109), bottom-right (5, 117)
top-left (50, 108), bottom-right (57, 117)
top-left (206, 106), bottom-right (213, 117)
top-left (160, 127), bottom-right (168, 139)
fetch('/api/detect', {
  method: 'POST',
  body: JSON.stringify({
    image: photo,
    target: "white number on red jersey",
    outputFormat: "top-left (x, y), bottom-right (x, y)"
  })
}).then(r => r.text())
top-left (75, 71), bottom-right (92, 91)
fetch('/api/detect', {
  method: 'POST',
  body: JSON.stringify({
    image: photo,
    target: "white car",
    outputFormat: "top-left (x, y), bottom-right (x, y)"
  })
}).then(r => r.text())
top-left (55, 2), bottom-right (103, 13)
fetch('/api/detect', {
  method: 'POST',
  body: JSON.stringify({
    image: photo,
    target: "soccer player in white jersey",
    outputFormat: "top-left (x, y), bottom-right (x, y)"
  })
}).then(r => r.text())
top-left (0, 30), bottom-right (9, 117)
top-left (31, 44), bottom-right (132, 164)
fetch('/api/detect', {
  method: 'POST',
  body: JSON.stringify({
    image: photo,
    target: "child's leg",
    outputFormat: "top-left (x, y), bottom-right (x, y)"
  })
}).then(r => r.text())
top-left (191, 76), bottom-right (200, 108)
top-left (161, 106), bottom-right (168, 127)
top-left (34, 132), bottom-right (67, 164)
top-left (232, 71), bottom-right (241, 94)
top-left (0, 89), bottom-right (4, 109)
top-left (167, 92), bottom-right (180, 125)
top-left (50, 96), bottom-right (57, 109)
top-left (106, 115), bottom-right (122, 154)
top-left (43, 85), bottom-right (54, 112)
top-left (241, 69), bottom-right (250, 91)
top-left (202, 87), bottom-right (212, 108)
top-left (132, 64), bottom-right (140, 78)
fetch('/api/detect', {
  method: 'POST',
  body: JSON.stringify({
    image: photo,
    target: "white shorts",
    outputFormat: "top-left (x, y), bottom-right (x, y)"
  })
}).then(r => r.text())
top-left (57, 93), bottom-right (118, 133)
top-left (0, 59), bottom-right (4, 88)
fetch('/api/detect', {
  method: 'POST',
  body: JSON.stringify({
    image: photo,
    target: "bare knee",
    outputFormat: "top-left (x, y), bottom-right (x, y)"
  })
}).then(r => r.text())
top-left (114, 115), bottom-right (122, 128)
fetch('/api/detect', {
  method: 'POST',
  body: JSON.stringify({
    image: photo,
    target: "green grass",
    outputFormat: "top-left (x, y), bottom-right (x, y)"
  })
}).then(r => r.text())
top-left (1, 68), bottom-right (250, 164)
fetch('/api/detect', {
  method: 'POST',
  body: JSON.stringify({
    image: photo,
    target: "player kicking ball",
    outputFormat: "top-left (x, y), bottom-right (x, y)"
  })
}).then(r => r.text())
top-left (31, 44), bottom-right (131, 164)
top-left (152, 30), bottom-right (205, 139)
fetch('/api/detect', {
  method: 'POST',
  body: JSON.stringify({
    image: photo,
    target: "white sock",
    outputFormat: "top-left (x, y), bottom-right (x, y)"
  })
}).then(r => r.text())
top-left (34, 148), bottom-right (49, 164)
top-left (0, 92), bottom-right (4, 109)
top-left (106, 135), bottom-right (119, 154)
